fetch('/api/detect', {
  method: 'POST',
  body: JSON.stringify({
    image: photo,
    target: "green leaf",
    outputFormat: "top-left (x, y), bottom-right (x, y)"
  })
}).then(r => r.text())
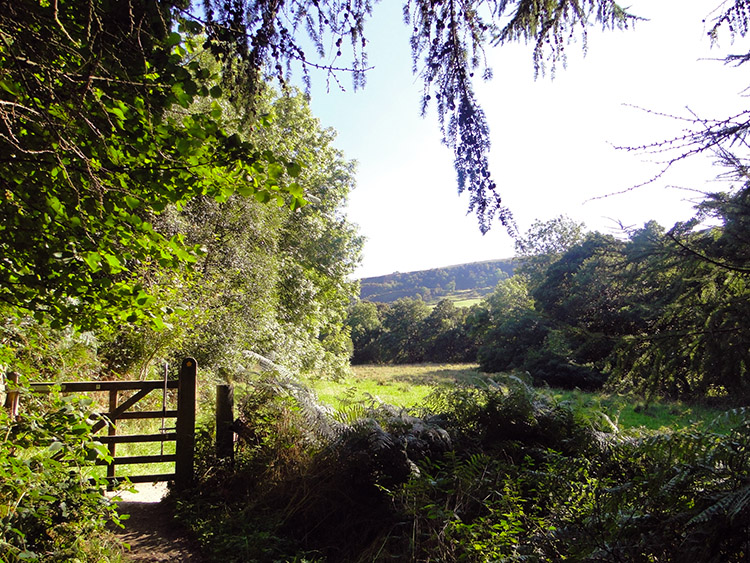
top-left (286, 162), bottom-right (302, 178)
top-left (82, 252), bottom-right (102, 272)
top-left (236, 184), bottom-right (256, 197)
top-left (108, 106), bottom-right (125, 121)
top-left (0, 79), bottom-right (21, 96)
top-left (102, 253), bottom-right (123, 272)
top-left (267, 163), bottom-right (284, 180)
top-left (166, 31), bottom-right (182, 47)
top-left (47, 441), bottom-right (64, 455)
top-left (135, 291), bottom-right (155, 307)
top-left (254, 190), bottom-right (271, 204)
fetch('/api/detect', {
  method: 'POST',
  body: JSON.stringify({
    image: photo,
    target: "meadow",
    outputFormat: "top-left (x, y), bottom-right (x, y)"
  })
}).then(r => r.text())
top-left (311, 363), bottom-right (728, 432)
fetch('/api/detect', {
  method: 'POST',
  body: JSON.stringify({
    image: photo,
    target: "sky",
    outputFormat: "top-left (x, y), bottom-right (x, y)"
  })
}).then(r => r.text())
top-left (299, 1), bottom-right (750, 279)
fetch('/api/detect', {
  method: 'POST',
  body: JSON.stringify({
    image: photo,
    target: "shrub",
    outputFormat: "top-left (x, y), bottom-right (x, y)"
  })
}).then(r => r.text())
top-left (0, 383), bottom-right (123, 562)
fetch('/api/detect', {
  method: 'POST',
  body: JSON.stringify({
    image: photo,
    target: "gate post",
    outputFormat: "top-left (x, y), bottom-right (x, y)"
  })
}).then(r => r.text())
top-left (216, 384), bottom-right (234, 461)
top-left (3, 372), bottom-right (19, 419)
top-left (106, 389), bottom-right (118, 488)
top-left (175, 358), bottom-right (197, 489)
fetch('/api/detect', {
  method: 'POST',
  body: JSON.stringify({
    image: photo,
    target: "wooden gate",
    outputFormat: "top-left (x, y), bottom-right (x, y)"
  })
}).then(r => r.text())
top-left (3, 357), bottom-right (197, 489)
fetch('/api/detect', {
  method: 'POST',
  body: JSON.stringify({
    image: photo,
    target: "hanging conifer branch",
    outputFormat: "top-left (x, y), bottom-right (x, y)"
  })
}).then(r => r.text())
top-left (404, 0), bottom-right (632, 233)
top-left (187, 0), bottom-right (636, 233)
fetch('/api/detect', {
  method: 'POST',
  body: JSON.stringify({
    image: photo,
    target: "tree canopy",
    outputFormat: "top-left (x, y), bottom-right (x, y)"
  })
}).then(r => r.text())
top-left (5, 0), bottom-right (750, 329)
top-left (0, 1), bottom-right (305, 329)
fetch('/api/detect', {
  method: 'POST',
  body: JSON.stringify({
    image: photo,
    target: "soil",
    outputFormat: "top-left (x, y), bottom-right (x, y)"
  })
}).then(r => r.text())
top-left (109, 483), bottom-right (206, 562)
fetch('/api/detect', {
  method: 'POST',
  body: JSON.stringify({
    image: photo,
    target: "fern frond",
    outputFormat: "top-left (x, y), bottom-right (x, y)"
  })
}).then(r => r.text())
top-left (688, 490), bottom-right (736, 526)
top-left (726, 483), bottom-right (750, 522)
top-left (241, 350), bottom-right (342, 441)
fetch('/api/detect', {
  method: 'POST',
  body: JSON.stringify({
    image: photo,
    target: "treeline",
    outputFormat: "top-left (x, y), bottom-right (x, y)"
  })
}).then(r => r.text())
top-left (349, 198), bottom-right (750, 403)
top-left (347, 299), bottom-right (481, 364)
top-left (359, 259), bottom-right (514, 303)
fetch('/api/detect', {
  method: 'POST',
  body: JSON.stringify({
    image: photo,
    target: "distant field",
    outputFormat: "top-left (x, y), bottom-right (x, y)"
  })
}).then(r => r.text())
top-left (311, 363), bottom-right (729, 432)
top-left (544, 388), bottom-right (729, 432)
top-left (311, 363), bottom-right (488, 409)
top-left (450, 297), bottom-right (483, 308)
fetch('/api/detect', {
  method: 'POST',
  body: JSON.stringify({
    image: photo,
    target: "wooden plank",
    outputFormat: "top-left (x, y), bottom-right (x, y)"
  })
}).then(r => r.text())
top-left (97, 454), bottom-right (177, 466)
top-left (29, 380), bottom-right (179, 393)
top-left (115, 410), bottom-right (178, 420)
top-left (120, 473), bottom-right (175, 484)
top-left (92, 386), bottom-right (155, 433)
top-left (216, 384), bottom-right (234, 460)
top-left (93, 473), bottom-right (176, 486)
top-left (99, 433), bottom-right (177, 444)
top-left (107, 389), bottom-right (117, 483)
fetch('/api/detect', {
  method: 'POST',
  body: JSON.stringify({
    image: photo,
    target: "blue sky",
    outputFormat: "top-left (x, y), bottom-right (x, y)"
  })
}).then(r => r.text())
top-left (300, 1), bottom-right (750, 278)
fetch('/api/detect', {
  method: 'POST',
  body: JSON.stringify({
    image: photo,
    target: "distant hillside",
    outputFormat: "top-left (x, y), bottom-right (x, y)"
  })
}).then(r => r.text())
top-left (359, 259), bottom-right (515, 305)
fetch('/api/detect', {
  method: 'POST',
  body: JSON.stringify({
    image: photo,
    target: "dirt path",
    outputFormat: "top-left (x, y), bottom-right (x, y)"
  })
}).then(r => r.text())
top-left (110, 483), bottom-right (205, 562)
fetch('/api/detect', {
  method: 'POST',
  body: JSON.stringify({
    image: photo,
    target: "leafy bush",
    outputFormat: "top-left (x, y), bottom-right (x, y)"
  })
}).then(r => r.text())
top-left (397, 387), bottom-right (750, 562)
top-left (0, 383), bottom-right (123, 562)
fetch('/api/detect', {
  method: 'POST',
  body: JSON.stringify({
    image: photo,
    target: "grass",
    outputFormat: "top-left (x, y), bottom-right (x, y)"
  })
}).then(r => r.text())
top-left (542, 388), bottom-right (730, 432)
top-left (451, 297), bottom-right (483, 308)
top-left (311, 363), bottom-right (489, 409)
top-left (311, 364), bottom-right (729, 432)
top-left (89, 391), bottom-right (178, 481)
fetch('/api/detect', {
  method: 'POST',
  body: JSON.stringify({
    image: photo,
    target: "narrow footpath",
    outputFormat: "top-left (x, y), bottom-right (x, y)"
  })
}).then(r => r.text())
top-left (109, 483), bottom-right (205, 562)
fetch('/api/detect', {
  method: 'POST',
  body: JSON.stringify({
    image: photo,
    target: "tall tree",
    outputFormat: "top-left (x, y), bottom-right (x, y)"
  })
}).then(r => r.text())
top-left (380, 298), bottom-right (431, 363)
top-left (104, 87), bottom-right (364, 378)
top-left (515, 215), bottom-right (587, 290)
top-left (609, 190), bottom-right (750, 400)
top-left (0, 1), bottom-right (304, 329)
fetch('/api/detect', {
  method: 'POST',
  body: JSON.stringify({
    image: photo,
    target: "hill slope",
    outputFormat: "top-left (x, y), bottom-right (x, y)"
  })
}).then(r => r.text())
top-left (359, 259), bottom-right (514, 305)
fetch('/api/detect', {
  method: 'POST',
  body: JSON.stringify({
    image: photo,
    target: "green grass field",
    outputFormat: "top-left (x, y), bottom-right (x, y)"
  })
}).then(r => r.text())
top-left (450, 297), bottom-right (483, 308)
top-left (311, 363), bottom-right (489, 409)
top-left (310, 363), bottom-right (729, 432)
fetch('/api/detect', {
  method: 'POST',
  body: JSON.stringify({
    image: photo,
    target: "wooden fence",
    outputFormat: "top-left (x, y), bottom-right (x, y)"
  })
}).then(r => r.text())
top-left (2, 357), bottom-right (197, 489)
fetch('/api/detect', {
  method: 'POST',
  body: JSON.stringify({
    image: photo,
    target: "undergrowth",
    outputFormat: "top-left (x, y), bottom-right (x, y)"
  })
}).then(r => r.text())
top-left (0, 380), bottom-right (127, 562)
top-left (173, 374), bottom-right (750, 562)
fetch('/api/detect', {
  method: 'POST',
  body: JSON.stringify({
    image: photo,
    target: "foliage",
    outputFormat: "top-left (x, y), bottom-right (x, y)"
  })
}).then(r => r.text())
top-left (165, 87), bottom-right (362, 379)
top-left (0, 384), bottom-right (122, 562)
top-left (346, 301), bottom-right (386, 364)
top-left (348, 298), bottom-right (480, 365)
top-left (174, 371), bottom-right (750, 562)
top-left (0, 1), bottom-right (305, 330)
top-left (406, 0), bottom-right (634, 231)
top-left (606, 194), bottom-right (750, 401)
top-left (0, 308), bottom-right (102, 382)
top-left (175, 375), bottom-right (450, 562)
top-left (85, 85), bottom-right (363, 381)
top-left (515, 215), bottom-right (587, 290)
top-left (193, 0), bottom-right (636, 232)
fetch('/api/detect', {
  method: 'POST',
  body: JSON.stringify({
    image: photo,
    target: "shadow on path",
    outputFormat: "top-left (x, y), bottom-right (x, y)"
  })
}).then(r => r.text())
top-left (113, 497), bottom-right (205, 562)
